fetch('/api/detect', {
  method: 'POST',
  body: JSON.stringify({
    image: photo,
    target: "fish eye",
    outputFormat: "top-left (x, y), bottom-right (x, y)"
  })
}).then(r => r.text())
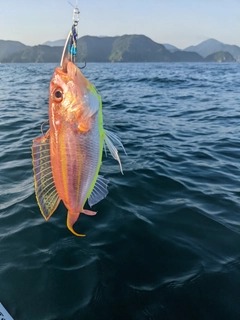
top-left (52, 88), bottom-right (63, 102)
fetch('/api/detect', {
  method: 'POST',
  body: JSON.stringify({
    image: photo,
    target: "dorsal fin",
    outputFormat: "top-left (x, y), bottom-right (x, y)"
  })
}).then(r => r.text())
top-left (32, 130), bottom-right (60, 220)
top-left (88, 175), bottom-right (108, 207)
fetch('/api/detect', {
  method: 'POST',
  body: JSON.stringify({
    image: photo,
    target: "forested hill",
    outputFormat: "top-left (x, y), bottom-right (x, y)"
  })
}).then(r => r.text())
top-left (0, 35), bottom-right (236, 63)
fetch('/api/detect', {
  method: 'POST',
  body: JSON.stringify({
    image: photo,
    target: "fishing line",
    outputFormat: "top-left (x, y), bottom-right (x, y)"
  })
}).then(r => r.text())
top-left (40, 120), bottom-right (49, 135)
top-left (61, 1), bottom-right (86, 69)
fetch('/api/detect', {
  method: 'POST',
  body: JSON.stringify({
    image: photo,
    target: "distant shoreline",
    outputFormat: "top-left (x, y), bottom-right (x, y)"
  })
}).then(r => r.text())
top-left (0, 61), bottom-right (238, 64)
top-left (0, 35), bottom-right (237, 63)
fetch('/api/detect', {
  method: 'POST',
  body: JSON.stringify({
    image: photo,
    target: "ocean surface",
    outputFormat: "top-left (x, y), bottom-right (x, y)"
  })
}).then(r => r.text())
top-left (1, 62), bottom-right (240, 320)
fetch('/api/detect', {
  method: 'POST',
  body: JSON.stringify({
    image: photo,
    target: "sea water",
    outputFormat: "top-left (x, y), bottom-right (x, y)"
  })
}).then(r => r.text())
top-left (0, 62), bottom-right (240, 319)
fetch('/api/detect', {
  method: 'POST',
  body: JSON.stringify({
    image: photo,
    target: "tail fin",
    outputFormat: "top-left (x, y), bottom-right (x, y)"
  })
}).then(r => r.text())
top-left (67, 212), bottom-right (85, 237)
top-left (67, 209), bottom-right (97, 236)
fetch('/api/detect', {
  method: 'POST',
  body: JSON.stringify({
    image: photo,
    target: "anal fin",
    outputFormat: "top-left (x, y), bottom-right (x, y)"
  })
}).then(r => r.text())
top-left (88, 175), bottom-right (108, 207)
top-left (32, 130), bottom-right (60, 220)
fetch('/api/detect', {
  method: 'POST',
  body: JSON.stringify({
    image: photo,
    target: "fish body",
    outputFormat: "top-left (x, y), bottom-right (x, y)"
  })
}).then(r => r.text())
top-left (32, 61), bottom-right (123, 236)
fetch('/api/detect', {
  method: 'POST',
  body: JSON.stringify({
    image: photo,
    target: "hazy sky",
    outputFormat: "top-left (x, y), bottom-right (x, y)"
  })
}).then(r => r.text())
top-left (1, 0), bottom-right (240, 48)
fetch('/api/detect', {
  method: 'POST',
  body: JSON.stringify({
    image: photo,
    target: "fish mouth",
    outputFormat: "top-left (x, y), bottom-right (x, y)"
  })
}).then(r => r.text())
top-left (55, 61), bottom-right (76, 81)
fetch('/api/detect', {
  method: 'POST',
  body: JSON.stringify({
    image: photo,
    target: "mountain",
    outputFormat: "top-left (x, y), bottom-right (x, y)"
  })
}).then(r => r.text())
top-left (0, 35), bottom-right (176, 63)
top-left (184, 38), bottom-right (240, 61)
top-left (0, 40), bottom-right (29, 60)
top-left (76, 35), bottom-right (203, 63)
top-left (109, 35), bottom-right (169, 62)
top-left (74, 34), bottom-right (171, 62)
top-left (204, 51), bottom-right (236, 62)
top-left (77, 36), bottom-right (116, 62)
top-left (163, 44), bottom-right (180, 52)
top-left (1, 45), bottom-right (62, 63)
top-left (0, 35), bottom-right (237, 63)
top-left (43, 39), bottom-right (66, 47)
top-left (171, 51), bottom-right (204, 62)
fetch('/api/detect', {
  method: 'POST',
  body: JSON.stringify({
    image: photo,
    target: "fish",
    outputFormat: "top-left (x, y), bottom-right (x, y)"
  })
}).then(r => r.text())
top-left (31, 60), bottom-right (124, 236)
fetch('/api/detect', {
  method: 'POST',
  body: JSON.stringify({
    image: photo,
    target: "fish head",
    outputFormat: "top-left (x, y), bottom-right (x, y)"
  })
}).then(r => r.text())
top-left (49, 61), bottom-right (101, 130)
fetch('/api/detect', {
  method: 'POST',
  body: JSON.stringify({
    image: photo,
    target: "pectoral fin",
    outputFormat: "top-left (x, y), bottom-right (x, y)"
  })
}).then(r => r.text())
top-left (32, 130), bottom-right (60, 220)
top-left (104, 130), bottom-right (126, 174)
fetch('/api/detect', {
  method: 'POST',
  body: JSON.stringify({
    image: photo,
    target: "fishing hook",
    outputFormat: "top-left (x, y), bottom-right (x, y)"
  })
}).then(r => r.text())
top-left (80, 61), bottom-right (86, 69)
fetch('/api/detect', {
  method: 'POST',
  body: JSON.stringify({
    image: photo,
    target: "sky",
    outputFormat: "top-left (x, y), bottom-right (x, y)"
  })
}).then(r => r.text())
top-left (0, 0), bottom-right (240, 49)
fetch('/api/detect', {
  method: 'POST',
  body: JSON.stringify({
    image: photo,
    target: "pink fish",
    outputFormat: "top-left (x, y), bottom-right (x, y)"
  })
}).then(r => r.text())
top-left (32, 60), bottom-right (124, 236)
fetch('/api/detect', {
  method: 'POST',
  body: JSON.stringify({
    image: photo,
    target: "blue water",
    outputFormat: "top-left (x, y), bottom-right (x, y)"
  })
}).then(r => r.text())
top-left (1, 62), bottom-right (240, 320)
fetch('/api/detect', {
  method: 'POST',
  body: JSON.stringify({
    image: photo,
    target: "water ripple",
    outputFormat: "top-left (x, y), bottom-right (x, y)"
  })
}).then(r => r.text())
top-left (1, 62), bottom-right (240, 319)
